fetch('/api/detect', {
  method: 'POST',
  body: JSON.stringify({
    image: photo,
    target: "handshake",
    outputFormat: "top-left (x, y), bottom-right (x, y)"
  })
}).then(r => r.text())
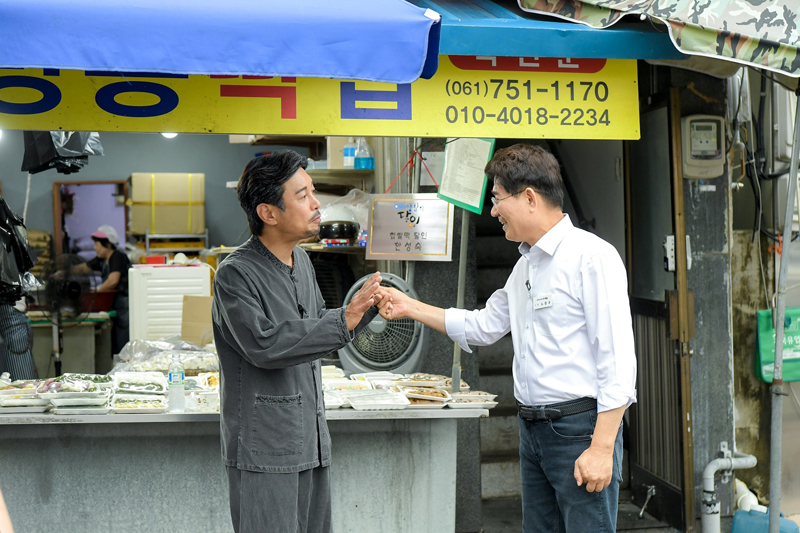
top-left (345, 272), bottom-right (442, 334)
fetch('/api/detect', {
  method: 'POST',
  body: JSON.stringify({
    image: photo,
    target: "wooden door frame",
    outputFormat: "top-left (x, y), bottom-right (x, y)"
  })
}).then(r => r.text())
top-left (668, 86), bottom-right (696, 532)
top-left (623, 88), bottom-right (696, 532)
top-left (53, 180), bottom-right (129, 255)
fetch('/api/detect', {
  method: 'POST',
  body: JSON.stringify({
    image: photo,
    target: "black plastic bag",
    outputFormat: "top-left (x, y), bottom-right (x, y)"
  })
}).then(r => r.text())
top-left (0, 197), bottom-right (37, 304)
top-left (21, 131), bottom-right (104, 175)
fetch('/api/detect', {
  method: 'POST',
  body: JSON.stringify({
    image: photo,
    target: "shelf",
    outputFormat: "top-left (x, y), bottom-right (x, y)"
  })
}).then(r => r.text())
top-left (308, 169), bottom-right (373, 192)
top-left (143, 229), bottom-right (209, 255)
top-left (248, 136), bottom-right (325, 158)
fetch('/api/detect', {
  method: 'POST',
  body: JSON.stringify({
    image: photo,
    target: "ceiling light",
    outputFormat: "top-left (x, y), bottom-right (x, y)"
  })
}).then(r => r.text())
top-left (161, 132), bottom-right (178, 139)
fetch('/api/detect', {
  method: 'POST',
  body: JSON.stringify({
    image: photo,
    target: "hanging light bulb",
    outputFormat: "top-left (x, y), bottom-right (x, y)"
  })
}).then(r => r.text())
top-left (161, 132), bottom-right (178, 139)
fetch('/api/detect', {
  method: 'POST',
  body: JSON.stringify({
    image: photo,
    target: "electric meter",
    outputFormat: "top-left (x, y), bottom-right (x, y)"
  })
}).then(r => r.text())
top-left (681, 115), bottom-right (724, 179)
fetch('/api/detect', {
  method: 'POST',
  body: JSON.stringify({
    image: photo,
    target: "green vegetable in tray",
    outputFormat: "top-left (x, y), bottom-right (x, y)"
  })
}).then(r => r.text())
top-left (117, 382), bottom-right (165, 392)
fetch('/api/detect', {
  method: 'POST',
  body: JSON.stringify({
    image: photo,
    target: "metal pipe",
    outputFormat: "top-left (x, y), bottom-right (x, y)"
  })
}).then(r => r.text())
top-left (451, 209), bottom-right (470, 394)
top-left (769, 87), bottom-right (800, 533)
top-left (701, 451), bottom-right (758, 533)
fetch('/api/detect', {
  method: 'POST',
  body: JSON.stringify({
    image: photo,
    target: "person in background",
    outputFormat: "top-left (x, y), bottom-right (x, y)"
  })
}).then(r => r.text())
top-left (376, 144), bottom-right (637, 533)
top-left (212, 151), bottom-right (383, 533)
top-left (0, 297), bottom-right (35, 380)
top-left (73, 225), bottom-right (131, 355)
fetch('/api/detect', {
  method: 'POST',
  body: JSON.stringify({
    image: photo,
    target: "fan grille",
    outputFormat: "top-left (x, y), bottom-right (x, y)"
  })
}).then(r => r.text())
top-left (351, 317), bottom-right (416, 365)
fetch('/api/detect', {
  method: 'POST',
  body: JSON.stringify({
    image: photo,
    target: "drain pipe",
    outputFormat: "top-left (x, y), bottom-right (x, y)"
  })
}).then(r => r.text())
top-left (702, 442), bottom-right (758, 533)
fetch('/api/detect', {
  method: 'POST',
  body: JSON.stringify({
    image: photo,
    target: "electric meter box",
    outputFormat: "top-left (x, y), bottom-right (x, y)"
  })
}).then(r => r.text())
top-left (681, 115), bottom-right (724, 179)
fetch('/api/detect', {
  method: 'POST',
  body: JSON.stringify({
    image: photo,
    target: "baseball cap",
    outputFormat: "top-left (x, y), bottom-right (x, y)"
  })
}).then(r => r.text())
top-left (91, 225), bottom-right (120, 246)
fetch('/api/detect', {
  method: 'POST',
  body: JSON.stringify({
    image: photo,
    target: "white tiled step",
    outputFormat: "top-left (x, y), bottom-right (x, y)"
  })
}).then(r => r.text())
top-left (481, 454), bottom-right (522, 499)
top-left (481, 414), bottom-right (520, 456)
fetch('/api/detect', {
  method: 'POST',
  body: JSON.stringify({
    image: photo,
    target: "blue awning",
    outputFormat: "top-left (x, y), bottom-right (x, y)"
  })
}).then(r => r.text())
top-left (0, 0), bottom-right (441, 84)
top-left (411, 0), bottom-right (685, 60)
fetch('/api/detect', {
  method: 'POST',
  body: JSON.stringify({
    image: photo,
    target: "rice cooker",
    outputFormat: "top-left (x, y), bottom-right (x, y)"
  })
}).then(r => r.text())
top-left (319, 205), bottom-right (360, 241)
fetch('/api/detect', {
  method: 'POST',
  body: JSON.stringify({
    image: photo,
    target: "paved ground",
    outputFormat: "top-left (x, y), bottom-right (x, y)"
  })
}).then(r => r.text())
top-left (481, 497), bottom-right (678, 533)
top-left (480, 497), bottom-right (800, 532)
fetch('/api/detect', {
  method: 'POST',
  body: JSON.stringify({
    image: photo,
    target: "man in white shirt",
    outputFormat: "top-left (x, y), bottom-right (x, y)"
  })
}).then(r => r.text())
top-left (376, 144), bottom-right (637, 532)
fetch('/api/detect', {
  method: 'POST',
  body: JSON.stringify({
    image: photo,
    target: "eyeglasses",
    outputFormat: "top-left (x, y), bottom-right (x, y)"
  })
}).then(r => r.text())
top-left (490, 191), bottom-right (522, 207)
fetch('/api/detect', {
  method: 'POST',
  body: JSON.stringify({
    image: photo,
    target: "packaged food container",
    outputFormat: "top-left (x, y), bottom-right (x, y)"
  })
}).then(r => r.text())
top-left (323, 379), bottom-right (372, 391)
top-left (113, 372), bottom-right (169, 395)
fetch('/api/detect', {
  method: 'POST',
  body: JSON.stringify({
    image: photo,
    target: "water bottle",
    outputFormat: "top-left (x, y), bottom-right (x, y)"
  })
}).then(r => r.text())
top-left (354, 137), bottom-right (374, 169)
top-left (168, 355), bottom-right (185, 413)
top-left (343, 137), bottom-right (356, 169)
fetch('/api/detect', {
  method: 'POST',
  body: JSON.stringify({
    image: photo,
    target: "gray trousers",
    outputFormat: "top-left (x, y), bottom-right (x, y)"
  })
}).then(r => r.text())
top-left (227, 465), bottom-right (332, 533)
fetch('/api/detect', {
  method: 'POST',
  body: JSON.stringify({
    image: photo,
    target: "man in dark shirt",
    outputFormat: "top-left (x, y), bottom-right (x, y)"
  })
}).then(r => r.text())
top-left (212, 151), bottom-right (382, 533)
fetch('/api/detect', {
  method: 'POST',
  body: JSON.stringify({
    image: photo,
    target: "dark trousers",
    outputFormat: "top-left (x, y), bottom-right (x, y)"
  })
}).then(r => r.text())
top-left (227, 465), bottom-right (332, 533)
top-left (0, 304), bottom-right (35, 379)
top-left (518, 410), bottom-right (623, 533)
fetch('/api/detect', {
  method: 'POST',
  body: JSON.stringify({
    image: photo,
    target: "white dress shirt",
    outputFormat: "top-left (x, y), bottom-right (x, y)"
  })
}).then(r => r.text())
top-left (445, 215), bottom-right (637, 413)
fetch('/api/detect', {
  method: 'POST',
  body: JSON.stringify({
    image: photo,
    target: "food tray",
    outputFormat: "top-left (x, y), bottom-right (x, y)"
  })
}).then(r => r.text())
top-left (49, 395), bottom-right (111, 407)
top-left (348, 393), bottom-right (410, 410)
top-left (323, 380), bottom-right (373, 391)
top-left (0, 388), bottom-right (38, 396)
top-left (350, 372), bottom-right (404, 382)
top-left (0, 406), bottom-right (49, 413)
top-left (447, 400), bottom-right (498, 409)
top-left (393, 379), bottom-right (446, 388)
top-left (450, 391), bottom-right (497, 401)
top-left (0, 398), bottom-right (49, 407)
top-left (323, 392), bottom-right (344, 409)
top-left (112, 372), bottom-right (169, 394)
top-left (39, 390), bottom-right (110, 400)
top-left (52, 407), bottom-right (111, 415)
top-left (435, 385), bottom-right (471, 393)
top-left (401, 387), bottom-right (451, 402)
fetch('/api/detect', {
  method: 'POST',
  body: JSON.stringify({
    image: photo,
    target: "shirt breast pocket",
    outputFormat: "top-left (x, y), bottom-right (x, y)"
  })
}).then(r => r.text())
top-left (533, 295), bottom-right (567, 337)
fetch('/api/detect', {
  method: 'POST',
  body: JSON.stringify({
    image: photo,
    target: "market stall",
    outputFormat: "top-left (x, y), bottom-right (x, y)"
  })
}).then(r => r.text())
top-left (0, 408), bottom-right (487, 532)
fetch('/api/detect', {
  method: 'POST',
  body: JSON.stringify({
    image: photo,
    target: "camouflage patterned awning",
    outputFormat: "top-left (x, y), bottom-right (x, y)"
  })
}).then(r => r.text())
top-left (518, 0), bottom-right (800, 77)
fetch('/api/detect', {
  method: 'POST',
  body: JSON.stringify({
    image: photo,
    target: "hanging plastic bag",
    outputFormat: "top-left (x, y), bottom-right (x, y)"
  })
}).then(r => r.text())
top-left (21, 131), bottom-right (104, 175)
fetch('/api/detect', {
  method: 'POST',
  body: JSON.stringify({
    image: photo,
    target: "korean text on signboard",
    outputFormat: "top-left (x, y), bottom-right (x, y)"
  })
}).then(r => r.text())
top-left (0, 57), bottom-right (639, 140)
top-left (367, 194), bottom-right (454, 262)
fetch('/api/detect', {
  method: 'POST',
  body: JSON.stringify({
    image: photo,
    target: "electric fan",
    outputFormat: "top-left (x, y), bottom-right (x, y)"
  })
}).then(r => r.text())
top-left (35, 254), bottom-right (96, 375)
top-left (338, 273), bottom-right (428, 374)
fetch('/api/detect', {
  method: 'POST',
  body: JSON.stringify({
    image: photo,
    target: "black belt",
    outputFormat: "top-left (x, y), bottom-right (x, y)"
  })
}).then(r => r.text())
top-left (517, 397), bottom-right (597, 422)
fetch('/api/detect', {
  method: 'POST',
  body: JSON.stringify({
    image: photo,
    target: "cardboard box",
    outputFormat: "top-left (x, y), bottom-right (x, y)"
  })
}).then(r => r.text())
top-left (129, 173), bottom-right (205, 235)
top-left (326, 136), bottom-right (351, 169)
top-left (181, 295), bottom-right (214, 347)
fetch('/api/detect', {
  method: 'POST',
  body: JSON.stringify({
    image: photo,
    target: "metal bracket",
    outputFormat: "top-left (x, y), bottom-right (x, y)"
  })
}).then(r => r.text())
top-left (719, 441), bottom-right (733, 484)
top-left (663, 235), bottom-right (676, 272)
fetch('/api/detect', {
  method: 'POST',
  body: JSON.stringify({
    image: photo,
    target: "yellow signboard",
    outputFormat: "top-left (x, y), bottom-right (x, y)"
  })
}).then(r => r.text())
top-left (0, 56), bottom-right (639, 139)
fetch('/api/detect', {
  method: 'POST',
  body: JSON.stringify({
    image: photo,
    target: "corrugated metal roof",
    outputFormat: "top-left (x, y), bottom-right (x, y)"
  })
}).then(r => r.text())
top-left (412, 0), bottom-right (685, 60)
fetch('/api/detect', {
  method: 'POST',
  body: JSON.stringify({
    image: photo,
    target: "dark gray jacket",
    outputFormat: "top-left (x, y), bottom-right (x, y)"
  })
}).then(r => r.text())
top-left (212, 236), bottom-right (375, 473)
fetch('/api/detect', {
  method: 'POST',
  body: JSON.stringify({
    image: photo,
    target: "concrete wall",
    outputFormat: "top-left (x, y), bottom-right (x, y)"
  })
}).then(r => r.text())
top-left (673, 69), bottom-right (737, 517)
top-left (732, 230), bottom-right (774, 501)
